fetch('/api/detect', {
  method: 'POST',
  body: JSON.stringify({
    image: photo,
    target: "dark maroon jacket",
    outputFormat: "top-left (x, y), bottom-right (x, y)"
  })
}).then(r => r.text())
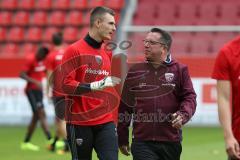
top-left (117, 59), bottom-right (197, 145)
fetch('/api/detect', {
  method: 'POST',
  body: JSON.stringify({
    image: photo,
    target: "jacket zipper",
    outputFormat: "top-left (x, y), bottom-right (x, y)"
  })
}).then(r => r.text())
top-left (153, 70), bottom-right (158, 141)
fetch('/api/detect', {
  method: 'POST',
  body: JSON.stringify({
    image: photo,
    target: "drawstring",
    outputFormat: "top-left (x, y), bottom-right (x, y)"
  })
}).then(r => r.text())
top-left (164, 53), bottom-right (172, 64)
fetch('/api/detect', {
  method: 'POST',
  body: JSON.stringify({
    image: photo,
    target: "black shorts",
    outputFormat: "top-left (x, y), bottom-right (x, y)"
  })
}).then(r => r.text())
top-left (52, 96), bottom-right (66, 120)
top-left (66, 122), bottom-right (118, 160)
top-left (131, 140), bottom-right (182, 160)
top-left (25, 89), bottom-right (44, 113)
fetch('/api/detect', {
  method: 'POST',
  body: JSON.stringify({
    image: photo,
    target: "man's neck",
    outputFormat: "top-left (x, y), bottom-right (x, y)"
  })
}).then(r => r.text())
top-left (54, 45), bottom-right (63, 50)
top-left (152, 61), bottom-right (162, 68)
top-left (89, 30), bottom-right (102, 43)
top-left (84, 33), bottom-right (102, 49)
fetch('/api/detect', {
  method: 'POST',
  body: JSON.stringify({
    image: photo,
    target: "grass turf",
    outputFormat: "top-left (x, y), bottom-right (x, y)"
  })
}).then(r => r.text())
top-left (0, 126), bottom-right (227, 160)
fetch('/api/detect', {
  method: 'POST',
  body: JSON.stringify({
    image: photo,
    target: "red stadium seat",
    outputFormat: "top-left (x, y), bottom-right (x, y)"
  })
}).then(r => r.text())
top-left (195, 18), bottom-right (218, 25)
top-left (18, 0), bottom-right (34, 10)
top-left (171, 40), bottom-right (191, 55)
top-left (26, 27), bottom-right (42, 42)
top-left (13, 11), bottom-right (30, 26)
top-left (0, 27), bottom-right (7, 42)
top-left (172, 32), bottom-right (193, 41)
top-left (67, 11), bottom-right (83, 26)
top-left (71, 0), bottom-right (87, 9)
top-left (175, 2), bottom-right (200, 25)
top-left (63, 27), bottom-right (79, 42)
top-left (1, 0), bottom-right (17, 10)
top-left (104, 0), bottom-right (124, 10)
top-left (22, 43), bottom-right (37, 54)
top-left (0, 12), bottom-right (12, 26)
top-left (49, 11), bottom-right (65, 26)
top-left (209, 37), bottom-right (232, 54)
top-left (190, 37), bottom-right (212, 54)
top-left (53, 0), bottom-right (70, 10)
top-left (216, 18), bottom-right (238, 25)
top-left (198, 2), bottom-right (220, 25)
top-left (171, 32), bottom-right (193, 54)
top-left (220, 2), bottom-right (238, 19)
top-left (42, 27), bottom-right (59, 42)
top-left (87, 0), bottom-right (104, 8)
top-left (35, 0), bottom-right (51, 10)
top-left (79, 27), bottom-right (88, 38)
top-left (193, 32), bottom-right (215, 41)
top-left (127, 33), bottom-right (146, 55)
top-left (82, 12), bottom-right (91, 25)
top-left (158, 3), bottom-right (178, 22)
top-left (31, 11), bottom-right (47, 26)
top-left (2, 43), bottom-right (19, 55)
top-left (8, 27), bottom-right (24, 42)
top-left (217, 2), bottom-right (239, 25)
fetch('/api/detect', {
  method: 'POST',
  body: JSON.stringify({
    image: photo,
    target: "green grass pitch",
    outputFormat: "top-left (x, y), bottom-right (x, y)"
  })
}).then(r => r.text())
top-left (0, 126), bottom-right (227, 160)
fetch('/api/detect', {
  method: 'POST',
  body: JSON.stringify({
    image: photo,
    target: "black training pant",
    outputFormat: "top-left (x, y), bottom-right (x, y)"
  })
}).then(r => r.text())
top-left (131, 140), bottom-right (182, 160)
top-left (67, 122), bottom-right (118, 160)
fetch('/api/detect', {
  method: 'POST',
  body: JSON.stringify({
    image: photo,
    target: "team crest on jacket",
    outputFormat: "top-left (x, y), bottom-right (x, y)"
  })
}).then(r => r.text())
top-left (165, 73), bottom-right (174, 83)
top-left (76, 138), bottom-right (83, 146)
top-left (95, 55), bottom-right (102, 65)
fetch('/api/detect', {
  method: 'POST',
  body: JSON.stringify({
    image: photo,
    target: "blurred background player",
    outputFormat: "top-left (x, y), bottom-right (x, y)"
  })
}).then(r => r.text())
top-left (46, 32), bottom-right (69, 154)
top-left (212, 36), bottom-right (240, 160)
top-left (20, 46), bottom-right (51, 151)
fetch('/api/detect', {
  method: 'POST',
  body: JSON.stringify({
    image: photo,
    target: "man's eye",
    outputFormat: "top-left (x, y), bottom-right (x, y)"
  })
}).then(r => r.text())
top-left (149, 41), bottom-right (156, 45)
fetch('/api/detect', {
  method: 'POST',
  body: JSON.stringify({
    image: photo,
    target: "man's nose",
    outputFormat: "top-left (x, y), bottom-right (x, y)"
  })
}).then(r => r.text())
top-left (112, 25), bottom-right (116, 31)
top-left (144, 42), bottom-right (150, 48)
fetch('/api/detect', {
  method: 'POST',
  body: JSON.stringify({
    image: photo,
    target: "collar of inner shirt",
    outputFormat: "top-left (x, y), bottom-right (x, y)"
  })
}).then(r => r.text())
top-left (84, 33), bottom-right (103, 49)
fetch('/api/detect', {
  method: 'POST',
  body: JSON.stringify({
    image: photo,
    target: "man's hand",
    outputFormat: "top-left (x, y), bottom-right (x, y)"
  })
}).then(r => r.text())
top-left (171, 113), bottom-right (183, 129)
top-left (119, 145), bottom-right (131, 156)
top-left (90, 76), bottom-right (121, 91)
top-left (35, 81), bottom-right (43, 90)
top-left (225, 136), bottom-right (240, 159)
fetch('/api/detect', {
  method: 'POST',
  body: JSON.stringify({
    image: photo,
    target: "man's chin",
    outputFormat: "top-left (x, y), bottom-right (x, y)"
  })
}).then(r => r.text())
top-left (103, 36), bottom-right (112, 41)
top-left (145, 57), bottom-right (152, 62)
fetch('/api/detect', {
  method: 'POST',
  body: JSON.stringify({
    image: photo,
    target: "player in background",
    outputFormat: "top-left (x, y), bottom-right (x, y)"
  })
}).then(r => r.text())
top-left (46, 32), bottom-right (69, 154)
top-left (212, 36), bottom-right (240, 160)
top-left (20, 46), bottom-right (51, 151)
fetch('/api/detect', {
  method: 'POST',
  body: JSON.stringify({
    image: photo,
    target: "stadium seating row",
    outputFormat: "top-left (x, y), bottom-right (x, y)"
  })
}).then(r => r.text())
top-left (0, 0), bottom-right (124, 10)
top-left (0, 11), bottom-right (121, 26)
top-left (0, 0), bottom-right (124, 56)
top-left (0, 26), bottom-right (88, 43)
top-left (0, 27), bottom-right (88, 56)
top-left (134, 0), bottom-right (240, 25)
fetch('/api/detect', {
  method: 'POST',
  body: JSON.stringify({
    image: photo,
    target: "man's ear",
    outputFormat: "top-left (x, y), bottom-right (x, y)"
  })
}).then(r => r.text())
top-left (95, 18), bottom-right (102, 28)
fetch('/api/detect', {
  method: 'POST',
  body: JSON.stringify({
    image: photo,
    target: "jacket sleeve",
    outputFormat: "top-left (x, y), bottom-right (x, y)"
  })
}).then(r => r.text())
top-left (61, 47), bottom-right (91, 95)
top-left (117, 73), bottom-right (135, 146)
top-left (177, 65), bottom-right (197, 124)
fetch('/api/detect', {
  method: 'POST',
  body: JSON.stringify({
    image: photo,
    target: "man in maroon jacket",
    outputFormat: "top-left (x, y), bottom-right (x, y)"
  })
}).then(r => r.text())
top-left (118, 28), bottom-right (197, 160)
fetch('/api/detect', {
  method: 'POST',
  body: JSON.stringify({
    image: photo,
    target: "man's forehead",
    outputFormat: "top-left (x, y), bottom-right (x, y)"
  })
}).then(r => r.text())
top-left (146, 32), bottom-right (161, 40)
top-left (102, 13), bottom-right (115, 22)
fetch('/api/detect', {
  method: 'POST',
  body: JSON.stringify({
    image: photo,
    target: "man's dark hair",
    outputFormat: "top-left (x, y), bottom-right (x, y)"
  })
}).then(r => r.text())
top-left (90, 6), bottom-right (115, 27)
top-left (150, 28), bottom-right (172, 51)
top-left (52, 32), bottom-right (63, 46)
top-left (37, 46), bottom-right (49, 56)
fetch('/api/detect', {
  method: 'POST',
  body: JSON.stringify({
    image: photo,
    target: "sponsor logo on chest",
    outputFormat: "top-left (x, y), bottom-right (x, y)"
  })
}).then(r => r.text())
top-left (34, 62), bottom-right (46, 72)
top-left (85, 68), bottom-right (109, 76)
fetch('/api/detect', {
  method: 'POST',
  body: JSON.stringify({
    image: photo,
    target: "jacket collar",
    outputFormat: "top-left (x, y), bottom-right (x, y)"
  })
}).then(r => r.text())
top-left (84, 33), bottom-right (102, 49)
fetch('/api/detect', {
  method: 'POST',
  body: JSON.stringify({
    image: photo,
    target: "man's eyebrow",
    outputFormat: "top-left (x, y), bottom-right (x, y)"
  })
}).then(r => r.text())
top-left (109, 22), bottom-right (115, 24)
